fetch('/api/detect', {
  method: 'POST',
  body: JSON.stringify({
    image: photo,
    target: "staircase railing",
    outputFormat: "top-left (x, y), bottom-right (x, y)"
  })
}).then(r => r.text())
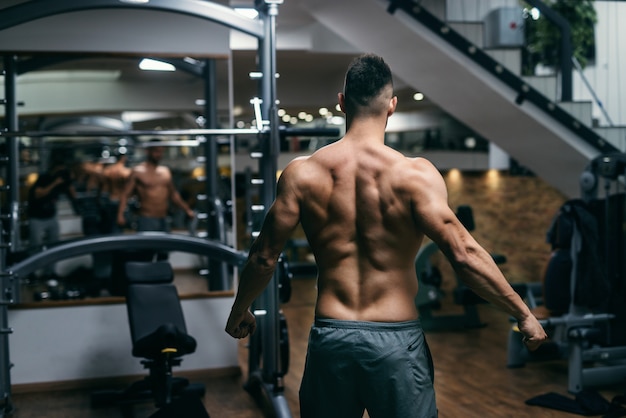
top-left (386, 0), bottom-right (619, 155)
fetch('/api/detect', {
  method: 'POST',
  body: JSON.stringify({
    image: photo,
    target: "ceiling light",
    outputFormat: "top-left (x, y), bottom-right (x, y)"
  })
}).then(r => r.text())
top-left (139, 58), bottom-right (175, 72)
top-left (119, 0), bottom-right (149, 4)
top-left (330, 116), bottom-right (345, 125)
top-left (413, 92), bottom-right (424, 101)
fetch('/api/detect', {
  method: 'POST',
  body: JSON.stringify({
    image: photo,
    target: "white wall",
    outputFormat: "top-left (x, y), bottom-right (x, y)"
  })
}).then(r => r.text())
top-left (445, 0), bottom-right (626, 127)
top-left (573, 2), bottom-right (626, 126)
top-left (445, 0), bottom-right (519, 22)
top-left (8, 296), bottom-right (237, 385)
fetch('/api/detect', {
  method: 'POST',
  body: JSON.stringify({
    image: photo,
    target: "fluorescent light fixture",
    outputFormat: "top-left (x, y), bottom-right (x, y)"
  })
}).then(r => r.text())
top-left (18, 70), bottom-right (121, 83)
top-left (139, 58), bottom-right (175, 72)
top-left (234, 7), bottom-right (259, 19)
top-left (119, 0), bottom-right (150, 3)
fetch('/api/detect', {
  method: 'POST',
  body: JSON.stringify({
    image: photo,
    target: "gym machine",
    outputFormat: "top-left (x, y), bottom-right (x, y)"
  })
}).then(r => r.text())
top-left (508, 152), bottom-right (626, 393)
top-left (0, 1), bottom-right (290, 416)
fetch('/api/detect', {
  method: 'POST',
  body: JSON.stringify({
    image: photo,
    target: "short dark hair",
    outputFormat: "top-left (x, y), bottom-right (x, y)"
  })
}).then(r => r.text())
top-left (343, 53), bottom-right (394, 115)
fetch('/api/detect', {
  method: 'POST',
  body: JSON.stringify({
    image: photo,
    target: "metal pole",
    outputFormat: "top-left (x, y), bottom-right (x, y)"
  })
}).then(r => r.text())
top-left (4, 56), bottom-right (19, 252)
top-left (203, 59), bottom-right (230, 291)
top-left (0, 54), bottom-right (16, 415)
top-left (257, 0), bottom-right (277, 384)
top-left (256, 0), bottom-right (282, 387)
top-left (204, 59), bottom-right (219, 198)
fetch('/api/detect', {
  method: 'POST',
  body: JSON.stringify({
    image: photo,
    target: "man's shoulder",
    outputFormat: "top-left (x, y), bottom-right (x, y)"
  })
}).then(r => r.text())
top-left (399, 156), bottom-right (438, 173)
top-left (280, 154), bottom-right (331, 193)
top-left (284, 154), bottom-right (313, 173)
top-left (388, 156), bottom-right (440, 192)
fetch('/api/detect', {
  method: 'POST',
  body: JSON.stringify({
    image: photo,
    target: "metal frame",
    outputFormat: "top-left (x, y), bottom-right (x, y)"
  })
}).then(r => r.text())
top-left (0, 0), bottom-right (264, 39)
top-left (8, 233), bottom-right (247, 280)
top-left (508, 312), bottom-right (626, 393)
top-left (0, 1), bottom-right (289, 416)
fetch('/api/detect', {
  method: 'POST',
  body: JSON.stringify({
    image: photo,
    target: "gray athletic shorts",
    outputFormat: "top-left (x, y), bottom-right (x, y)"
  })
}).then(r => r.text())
top-left (136, 216), bottom-right (169, 232)
top-left (299, 318), bottom-right (437, 418)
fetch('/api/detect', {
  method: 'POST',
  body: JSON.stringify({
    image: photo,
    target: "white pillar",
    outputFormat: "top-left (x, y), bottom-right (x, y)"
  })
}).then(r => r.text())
top-left (489, 142), bottom-right (510, 170)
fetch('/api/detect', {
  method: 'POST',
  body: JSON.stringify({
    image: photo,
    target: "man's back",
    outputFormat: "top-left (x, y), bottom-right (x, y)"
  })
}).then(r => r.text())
top-left (290, 137), bottom-right (424, 322)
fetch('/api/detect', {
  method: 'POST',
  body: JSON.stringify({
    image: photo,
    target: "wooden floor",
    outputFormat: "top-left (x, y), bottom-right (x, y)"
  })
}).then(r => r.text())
top-left (9, 277), bottom-right (626, 418)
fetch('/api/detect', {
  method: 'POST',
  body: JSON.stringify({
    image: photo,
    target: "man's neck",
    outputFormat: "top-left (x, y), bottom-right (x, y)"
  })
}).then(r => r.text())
top-left (145, 159), bottom-right (159, 169)
top-left (345, 115), bottom-right (388, 144)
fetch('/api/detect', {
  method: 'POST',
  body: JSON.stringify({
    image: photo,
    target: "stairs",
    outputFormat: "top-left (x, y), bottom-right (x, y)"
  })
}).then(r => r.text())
top-left (300, 0), bottom-right (623, 198)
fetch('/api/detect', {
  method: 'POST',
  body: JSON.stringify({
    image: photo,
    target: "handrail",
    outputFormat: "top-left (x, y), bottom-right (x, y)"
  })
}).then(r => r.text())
top-left (386, 0), bottom-right (619, 155)
top-left (572, 56), bottom-right (614, 127)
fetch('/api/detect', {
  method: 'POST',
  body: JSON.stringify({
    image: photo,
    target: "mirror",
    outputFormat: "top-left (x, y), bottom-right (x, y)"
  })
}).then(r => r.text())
top-left (1, 53), bottom-right (240, 302)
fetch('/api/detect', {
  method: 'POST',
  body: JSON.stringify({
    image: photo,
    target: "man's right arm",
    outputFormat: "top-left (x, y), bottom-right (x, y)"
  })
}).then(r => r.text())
top-left (408, 158), bottom-right (547, 350)
top-left (225, 159), bottom-right (303, 339)
top-left (116, 171), bottom-right (136, 226)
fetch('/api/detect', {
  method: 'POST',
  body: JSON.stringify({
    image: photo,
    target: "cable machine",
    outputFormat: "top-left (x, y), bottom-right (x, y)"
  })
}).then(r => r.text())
top-left (0, 1), bottom-right (289, 416)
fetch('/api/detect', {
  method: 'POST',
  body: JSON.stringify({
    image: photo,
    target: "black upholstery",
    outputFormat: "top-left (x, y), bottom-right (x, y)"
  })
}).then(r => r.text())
top-left (125, 261), bottom-right (197, 359)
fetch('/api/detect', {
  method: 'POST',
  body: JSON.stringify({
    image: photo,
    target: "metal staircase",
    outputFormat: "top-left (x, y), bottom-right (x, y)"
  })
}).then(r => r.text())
top-left (301, 0), bottom-right (625, 198)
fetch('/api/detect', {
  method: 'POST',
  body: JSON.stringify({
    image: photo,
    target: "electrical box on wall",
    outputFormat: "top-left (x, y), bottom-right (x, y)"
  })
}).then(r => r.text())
top-left (484, 7), bottom-right (525, 48)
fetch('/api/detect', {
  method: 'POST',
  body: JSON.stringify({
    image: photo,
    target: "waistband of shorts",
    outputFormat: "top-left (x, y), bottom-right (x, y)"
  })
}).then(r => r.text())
top-left (314, 317), bottom-right (422, 331)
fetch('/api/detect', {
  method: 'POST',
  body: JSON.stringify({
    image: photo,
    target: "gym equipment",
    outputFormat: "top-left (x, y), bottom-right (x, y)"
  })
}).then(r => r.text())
top-left (508, 154), bottom-right (626, 393)
top-left (0, 1), bottom-right (323, 416)
top-left (91, 260), bottom-right (206, 417)
top-left (415, 205), bottom-right (508, 331)
top-left (6, 234), bottom-right (245, 416)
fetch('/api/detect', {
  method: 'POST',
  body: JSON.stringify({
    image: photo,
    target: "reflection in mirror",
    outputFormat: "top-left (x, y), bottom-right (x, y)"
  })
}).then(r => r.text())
top-left (2, 54), bottom-right (237, 301)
